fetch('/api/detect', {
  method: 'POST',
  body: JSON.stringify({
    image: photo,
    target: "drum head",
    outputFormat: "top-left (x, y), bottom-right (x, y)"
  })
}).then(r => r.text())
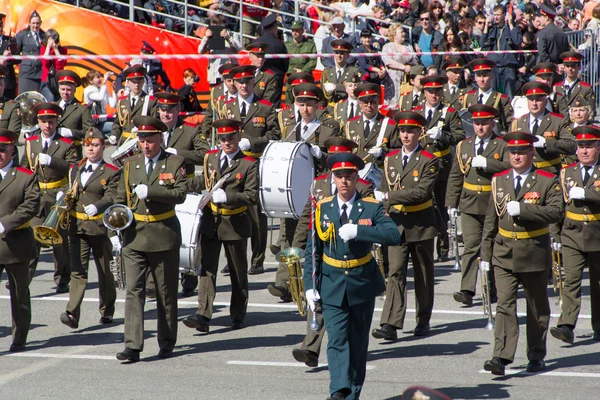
top-left (459, 109), bottom-right (474, 138)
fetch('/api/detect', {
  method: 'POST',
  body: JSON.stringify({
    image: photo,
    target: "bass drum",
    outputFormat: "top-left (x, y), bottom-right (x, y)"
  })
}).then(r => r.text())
top-left (259, 141), bottom-right (315, 219)
top-left (110, 138), bottom-right (139, 167)
top-left (175, 193), bottom-right (204, 275)
top-left (359, 162), bottom-right (383, 190)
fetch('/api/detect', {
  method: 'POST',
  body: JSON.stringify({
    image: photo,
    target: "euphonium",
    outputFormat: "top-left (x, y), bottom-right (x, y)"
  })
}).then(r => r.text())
top-left (551, 238), bottom-right (564, 307)
top-left (14, 91), bottom-right (47, 136)
top-left (277, 247), bottom-right (307, 317)
top-left (33, 182), bottom-right (78, 246)
top-left (103, 204), bottom-right (133, 290)
top-left (373, 243), bottom-right (385, 280)
top-left (478, 257), bottom-right (494, 331)
top-left (448, 211), bottom-right (461, 271)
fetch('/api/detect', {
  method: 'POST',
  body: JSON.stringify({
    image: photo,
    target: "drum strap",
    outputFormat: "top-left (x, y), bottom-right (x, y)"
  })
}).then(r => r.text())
top-left (303, 121), bottom-right (320, 142)
top-left (375, 117), bottom-right (390, 147)
top-left (26, 140), bottom-right (34, 172)
top-left (278, 112), bottom-right (286, 138)
top-left (141, 95), bottom-right (150, 116)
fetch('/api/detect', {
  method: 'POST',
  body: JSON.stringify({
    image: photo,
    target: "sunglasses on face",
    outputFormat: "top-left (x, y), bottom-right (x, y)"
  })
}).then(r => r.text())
top-left (0, 146), bottom-right (11, 153)
top-left (420, 17), bottom-right (430, 21)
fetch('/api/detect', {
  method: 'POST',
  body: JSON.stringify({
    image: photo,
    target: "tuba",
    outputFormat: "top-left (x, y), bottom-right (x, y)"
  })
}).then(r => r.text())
top-left (33, 182), bottom-right (78, 246)
top-left (277, 247), bottom-right (307, 316)
top-left (14, 91), bottom-right (48, 137)
top-left (103, 204), bottom-right (133, 290)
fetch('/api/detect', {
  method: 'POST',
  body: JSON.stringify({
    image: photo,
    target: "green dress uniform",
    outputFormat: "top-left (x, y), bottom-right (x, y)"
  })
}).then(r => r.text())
top-left (399, 89), bottom-right (425, 111)
top-left (303, 188), bottom-right (400, 399)
top-left (321, 64), bottom-right (361, 105)
top-left (57, 100), bottom-right (94, 156)
top-left (0, 147), bottom-right (40, 351)
top-left (111, 92), bottom-right (159, 145)
top-left (0, 96), bottom-right (22, 165)
top-left (333, 98), bottom-right (358, 128)
top-left (64, 157), bottom-right (120, 326)
top-left (442, 82), bottom-right (468, 109)
top-left (344, 113), bottom-right (399, 167)
top-left (461, 89), bottom-right (514, 132)
top-left (201, 62), bottom-right (239, 142)
top-left (253, 68), bottom-right (281, 105)
top-left (164, 118), bottom-right (209, 179)
top-left (285, 36), bottom-right (317, 75)
top-left (554, 80), bottom-right (595, 119)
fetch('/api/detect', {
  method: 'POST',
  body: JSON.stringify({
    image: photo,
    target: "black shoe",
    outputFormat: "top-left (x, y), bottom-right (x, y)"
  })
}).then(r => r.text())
top-left (158, 349), bottom-right (173, 359)
top-left (268, 284), bottom-right (292, 301)
top-left (221, 264), bottom-right (230, 274)
top-left (292, 348), bottom-right (319, 367)
top-left (5, 281), bottom-right (10, 290)
top-left (99, 316), bottom-right (113, 325)
top-left (593, 331), bottom-right (600, 341)
top-left (483, 357), bottom-right (507, 376)
top-left (453, 290), bottom-right (474, 306)
top-left (526, 360), bottom-right (545, 373)
top-left (248, 265), bottom-right (264, 275)
top-left (180, 289), bottom-right (195, 298)
top-left (413, 324), bottom-right (430, 337)
top-left (182, 315), bottom-right (210, 333)
top-left (550, 325), bottom-right (574, 344)
top-left (328, 390), bottom-right (347, 400)
top-left (9, 343), bottom-right (25, 352)
top-left (116, 347), bottom-right (140, 362)
top-left (146, 289), bottom-right (157, 300)
top-left (231, 321), bottom-right (244, 330)
top-left (56, 283), bottom-right (69, 294)
top-left (60, 312), bottom-right (79, 329)
top-left (371, 324), bottom-right (398, 340)
top-left (437, 253), bottom-right (450, 263)
top-left (270, 245), bottom-right (281, 256)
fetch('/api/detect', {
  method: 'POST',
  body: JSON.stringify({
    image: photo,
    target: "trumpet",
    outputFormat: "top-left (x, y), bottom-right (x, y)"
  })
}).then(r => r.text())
top-left (447, 211), bottom-right (461, 271)
top-left (277, 247), bottom-right (307, 317)
top-left (551, 238), bottom-right (564, 307)
top-left (103, 204), bottom-right (133, 290)
top-left (33, 182), bottom-right (78, 247)
top-left (478, 257), bottom-right (495, 331)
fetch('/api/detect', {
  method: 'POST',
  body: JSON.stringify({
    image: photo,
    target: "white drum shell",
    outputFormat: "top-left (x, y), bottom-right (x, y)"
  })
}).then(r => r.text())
top-left (110, 138), bottom-right (139, 167)
top-left (175, 193), bottom-right (203, 275)
top-left (359, 162), bottom-right (383, 190)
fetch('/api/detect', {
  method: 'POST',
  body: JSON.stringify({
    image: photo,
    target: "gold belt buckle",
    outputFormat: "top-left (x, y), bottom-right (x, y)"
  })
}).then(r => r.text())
top-left (511, 232), bottom-right (517, 239)
top-left (341, 260), bottom-right (350, 269)
top-left (584, 215), bottom-right (590, 222)
top-left (83, 214), bottom-right (89, 221)
top-left (143, 215), bottom-right (150, 222)
top-left (477, 185), bottom-right (482, 192)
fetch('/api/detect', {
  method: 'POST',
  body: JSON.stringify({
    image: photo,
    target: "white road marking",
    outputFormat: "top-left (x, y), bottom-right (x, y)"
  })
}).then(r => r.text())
top-left (6, 352), bottom-right (115, 360)
top-left (479, 369), bottom-right (600, 378)
top-left (227, 360), bottom-right (374, 370)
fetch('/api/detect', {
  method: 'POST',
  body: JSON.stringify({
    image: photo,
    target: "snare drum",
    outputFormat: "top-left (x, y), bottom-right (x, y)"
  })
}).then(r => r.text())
top-left (175, 193), bottom-right (203, 275)
top-left (359, 162), bottom-right (383, 189)
top-left (110, 138), bottom-right (139, 167)
top-left (458, 108), bottom-right (475, 139)
top-left (259, 141), bottom-right (315, 219)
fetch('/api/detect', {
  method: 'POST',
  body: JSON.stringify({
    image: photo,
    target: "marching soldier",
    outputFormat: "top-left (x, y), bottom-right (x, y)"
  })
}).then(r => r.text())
top-left (551, 126), bottom-right (600, 344)
top-left (0, 129), bottom-right (40, 352)
top-left (441, 57), bottom-right (468, 109)
top-left (446, 105), bottom-right (511, 306)
top-left (220, 65), bottom-right (281, 275)
top-left (114, 116), bottom-right (187, 362)
top-left (481, 132), bottom-right (563, 375)
top-left (59, 128), bottom-right (119, 329)
top-left (288, 137), bottom-right (374, 367)
top-left (21, 103), bottom-right (78, 293)
top-left (331, 73), bottom-right (361, 129)
top-left (510, 82), bottom-right (575, 175)
top-left (397, 65), bottom-right (426, 111)
top-left (320, 40), bottom-right (361, 106)
top-left (303, 152), bottom-right (400, 399)
top-left (0, 66), bottom-right (21, 164)
top-left (554, 52), bottom-right (595, 119)
top-left (413, 76), bottom-right (465, 262)
top-left (109, 65), bottom-right (158, 146)
top-left (201, 62), bottom-right (238, 145)
top-left (182, 119), bottom-right (258, 333)
top-left (371, 111), bottom-right (440, 341)
top-left (246, 42), bottom-right (282, 106)
top-left (532, 63), bottom-right (564, 115)
top-left (279, 72), bottom-right (316, 134)
top-left (345, 83), bottom-right (399, 165)
top-left (462, 59), bottom-right (513, 132)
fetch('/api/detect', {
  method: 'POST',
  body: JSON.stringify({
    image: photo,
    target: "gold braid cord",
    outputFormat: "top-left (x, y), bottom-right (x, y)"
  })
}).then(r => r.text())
top-left (203, 152), bottom-right (216, 192)
top-left (315, 203), bottom-right (336, 249)
top-left (124, 162), bottom-right (138, 210)
top-left (560, 168), bottom-right (571, 204)
top-left (491, 176), bottom-right (510, 217)
top-left (456, 140), bottom-right (472, 175)
top-left (384, 155), bottom-right (401, 191)
top-left (117, 98), bottom-right (130, 128)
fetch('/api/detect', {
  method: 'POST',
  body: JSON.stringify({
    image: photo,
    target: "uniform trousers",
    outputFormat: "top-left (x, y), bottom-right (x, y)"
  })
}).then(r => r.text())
top-left (303, 307), bottom-right (325, 355)
top-left (29, 215), bottom-right (71, 286)
top-left (0, 261), bottom-right (31, 346)
top-left (249, 202), bottom-right (268, 268)
top-left (434, 178), bottom-right (449, 258)
top-left (460, 213), bottom-right (496, 294)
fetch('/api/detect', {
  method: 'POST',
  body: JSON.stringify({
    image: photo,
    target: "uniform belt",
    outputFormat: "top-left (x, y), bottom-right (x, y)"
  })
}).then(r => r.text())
top-left (186, 172), bottom-right (195, 180)
top-left (323, 253), bottom-right (373, 269)
top-left (39, 177), bottom-right (68, 189)
top-left (242, 150), bottom-right (263, 158)
top-left (209, 203), bottom-right (247, 215)
top-left (433, 148), bottom-right (450, 158)
top-left (566, 211), bottom-right (600, 222)
top-left (73, 140), bottom-right (82, 146)
top-left (122, 131), bottom-right (134, 139)
top-left (534, 158), bottom-right (561, 168)
top-left (498, 227), bottom-right (549, 239)
top-left (133, 210), bottom-right (176, 222)
top-left (70, 211), bottom-right (103, 221)
top-left (392, 199), bottom-right (433, 213)
top-left (463, 182), bottom-right (492, 192)
top-left (15, 221), bottom-right (31, 230)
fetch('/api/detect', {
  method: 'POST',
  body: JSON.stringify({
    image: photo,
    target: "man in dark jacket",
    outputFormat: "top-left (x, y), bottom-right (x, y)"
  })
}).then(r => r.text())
top-left (535, 5), bottom-right (569, 67)
top-left (411, 11), bottom-right (443, 70)
top-left (256, 14), bottom-right (289, 81)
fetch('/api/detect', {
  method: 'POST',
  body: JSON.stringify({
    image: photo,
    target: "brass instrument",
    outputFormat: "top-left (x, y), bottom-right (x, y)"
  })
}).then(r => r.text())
top-left (103, 204), bottom-right (134, 290)
top-left (372, 243), bottom-right (385, 280)
top-left (277, 247), bottom-right (307, 316)
top-left (478, 257), bottom-right (494, 330)
top-left (551, 238), bottom-right (564, 307)
top-left (14, 91), bottom-right (47, 136)
top-left (33, 182), bottom-right (78, 246)
top-left (447, 211), bottom-right (461, 271)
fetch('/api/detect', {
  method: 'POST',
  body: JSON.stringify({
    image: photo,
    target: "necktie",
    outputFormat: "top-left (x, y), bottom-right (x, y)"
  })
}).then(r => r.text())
top-left (340, 203), bottom-right (348, 225)
top-left (427, 109), bottom-right (433, 125)
top-left (296, 110), bottom-right (301, 122)
top-left (477, 140), bottom-right (485, 156)
top-left (0, 173), bottom-right (3, 185)
top-left (220, 156), bottom-right (229, 173)
top-left (302, 125), bottom-right (309, 140)
top-left (583, 166), bottom-right (592, 186)
top-left (451, 86), bottom-right (456, 96)
top-left (240, 102), bottom-right (247, 119)
top-left (402, 155), bottom-right (408, 168)
top-left (532, 118), bottom-right (539, 136)
top-left (295, 123), bottom-right (302, 141)
top-left (42, 140), bottom-right (49, 154)
top-left (147, 161), bottom-right (153, 178)
top-left (131, 97), bottom-right (136, 109)
top-left (564, 85), bottom-right (572, 99)
top-left (336, 70), bottom-right (342, 82)
top-left (515, 175), bottom-right (522, 196)
top-left (478, 94), bottom-right (484, 104)
top-left (364, 120), bottom-right (371, 138)
top-left (82, 165), bottom-right (92, 173)
top-left (349, 102), bottom-right (355, 119)
top-left (412, 94), bottom-right (419, 108)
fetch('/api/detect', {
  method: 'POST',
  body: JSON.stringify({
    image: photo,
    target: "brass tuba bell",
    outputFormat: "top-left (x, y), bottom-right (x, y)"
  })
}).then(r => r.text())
top-left (103, 204), bottom-right (133, 290)
top-left (14, 91), bottom-right (48, 136)
top-left (277, 247), bottom-right (307, 316)
top-left (33, 186), bottom-right (77, 247)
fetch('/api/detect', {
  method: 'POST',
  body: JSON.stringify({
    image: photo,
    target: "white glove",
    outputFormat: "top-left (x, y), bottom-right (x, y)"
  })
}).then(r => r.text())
top-left (368, 147), bottom-right (383, 158)
top-left (310, 144), bottom-right (322, 159)
top-left (109, 235), bottom-right (121, 251)
top-left (212, 188), bottom-right (227, 204)
top-left (56, 191), bottom-right (65, 202)
top-left (165, 147), bottom-right (177, 155)
top-left (134, 184), bottom-right (148, 200)
top-left (533, 136), bottom-right (546, 148)
top-left (38, 153), bottom-right (52, 166)
top-left (22, 131), bottom-right (32, 139)
top-left (374, 190), bottom-right (384, 201)
top-left (324, 83), bottom-right (336, 94)
top-left (551, 241), bottom-right (562, 252)
top-left (108, 135), bottom-right (117, 145)
top-left (426, 127), bottom-right (442, 140)
top-left (84, 204), bottom-right (98, 217)
top-left (339, 224), bottom-right (358, 242)
top-left (569, 187), bottom-right (586, 200)
top-left (471, 155), bottom-right (487, 169)
top-left (0, 222), bottom-right (5, 234)
top-left (479, 261), bottom-right (490, 273)
top-left (447, 207), bottom-right (458, 219)
top-left (59, 127), bottom-right (73, 138)
top-left (506, 201), bottom-right (520, 216)
top-left (305, 289), bottom-right (321, 312)
top-left (239, 138), bottom-right (251, 151)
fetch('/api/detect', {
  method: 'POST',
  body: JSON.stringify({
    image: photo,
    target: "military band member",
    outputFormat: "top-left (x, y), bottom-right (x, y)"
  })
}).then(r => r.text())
top-left (398, 65), bottom-right (426, 111)
top-left (246, 42), bottom-right (282, 106)
top-left (109, 65), bottom-right (158, 146)
top-left (0, 129), bottom-right (40, 352)
top-left (554, 52), bottom-right (595, 119)
top-left (303, 152), bottom-right (400, 399)
top-left (182, 119), bottom-right (258, 333)
top-left (481, 132), bottom-right (564, 375)
top-left (446, 105), bottom-right (511, 305)
top-left (551, 126), bottom-right (600, 344)
top-left (0, 66), bottom-right (21, 164)
top-left (321, 40), bottom-right (361, 106)
top-left (332, 73), bottom-right (361, 129)
top-left (532, 62), bottom-right (563, 114)
top-left (372, 111), bottom-right (440, 340)
top-left (462, 59), bottom-right (513, 132)
top-left (279, 73), bottom-right (316, 136)
top-left (114, 116), bottom-right (187, 362)
top-left (413, 75), bottom-right (465, 261)
top-left (441, 56), bottom-right (468, 109)
top-left (59, 128), bottom-right (119, 329)
top-left (221, 64), bottom-right (281, 275)
top-left (21, 103), bottom-right (78, 293)
top-left (201, 62), bottom-right (238, 143)
top-left (569, 97), bottom-right (594, 130)
top-left (510, 82), bottom-right (575, 175)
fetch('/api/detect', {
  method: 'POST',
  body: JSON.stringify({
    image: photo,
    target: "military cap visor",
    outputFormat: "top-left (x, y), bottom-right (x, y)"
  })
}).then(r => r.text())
top-left (133, 116), bottom-right (168, 137)
top-left (394, 111), bottom-right (426, 127)
top-left (504, 132), bottom-right (539, 148)
top-left (56, 70), bottom-right (81, 87)
top-left (324, 137), bottom-right (359, 153)
top-left (0, 129), bottom-right (17, 144)
top-left (124, 65), bottom-right (147, 80)
top-left (573, 125), bottom-right (600, 142)
top-left (35, 103), bottom-right (63, 119)
top-left (469, 104), bottom-right (499, 120)
top-left (155, 92), bottom-right (182, 109)
top-left (212, 119), bottom-right (243, 137)
top-left (326, 152), bottom-right (365, 172)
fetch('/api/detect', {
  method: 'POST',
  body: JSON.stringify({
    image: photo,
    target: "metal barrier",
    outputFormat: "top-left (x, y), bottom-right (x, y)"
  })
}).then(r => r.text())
top-left (565, 28), bottom-right (600, 110)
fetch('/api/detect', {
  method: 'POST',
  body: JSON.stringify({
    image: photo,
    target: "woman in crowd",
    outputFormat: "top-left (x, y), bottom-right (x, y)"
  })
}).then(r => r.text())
top-left (39, 29), bottom-right (67, 102)
top-left (381, 23), bottom-right (418, 107)
top-left (177, 68), bottom-right (202, 113)
top-left (82, 70), bottom-right (117, 136)
top-left (15, 10), bottom-right (45, 94)
top-left (306, 0), bottom-right (331, 34)
top-left (429, 1), bottom-right (449, 32)
top-left (197, 13), bottom-right (241, 85)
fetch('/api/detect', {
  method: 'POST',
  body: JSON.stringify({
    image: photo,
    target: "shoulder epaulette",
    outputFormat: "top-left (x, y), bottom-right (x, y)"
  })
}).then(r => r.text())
top-left (361, 196), bottom-right (380, 204)
top-left (536, 169), bottom-right (555, 178)
top-left (447, 107), bottom-right (456, 112)
top-left (554, 81), bottom-right (563, 87)
top-left (105, 163), bottom-right (118, 171)
top-left (494, 169), bottom-right (511, 178)
top-left (581, 81), bottom-right (591, 87)
top-left (386, 149), bottom-right (401, 158)
top-left (258, 98), bottom-right (273, 107)
top-left (184, 121), bottom-right (197, 127)
top-left (349, 115), bottom-right (361, 122)
top-left (208, 149), bottom-right (219, 155)
top-left (400, 91), bottom-right (411, 96)
top-left (26, 135), bottom-right (39, 141)
top-left (281, 104), bottom-right (290, 111)
top-left (264, 69), bottom-right (275, 75)
top-left (118, 95), bottom-right (128, 101)
top-left (467, 89), bottom-right (477, 94)
top-left (317, 195), bottom-right (334, 206)
top-left (413, 105), bottom-right (423, 111)
top-left (60, 137), bottom-right (73, 144)
top-left (550, 112), bottom-right (565, 119)
top-left (421, 150), bottom-right (435, 159)
top-left (501, 94), bottom-right (508, 99)
top-left (358, 177), bottom-right (371, 185)
top-left (315, 173), bottom-right (329, 181)
top-left (216, 94), bottom-right (226, 101)
top-left (386, 118), bottom-right (396, 125)
top-left (243, 156), bottom-right (256, 162)
top-left (149, 95), bottom-right (156, 101)
top-left (17, 166), bottom-right (33, 175)
top-left (224, 97), bottom-right (236, 104)
top-left (566, 162), bottom-right (577, 169)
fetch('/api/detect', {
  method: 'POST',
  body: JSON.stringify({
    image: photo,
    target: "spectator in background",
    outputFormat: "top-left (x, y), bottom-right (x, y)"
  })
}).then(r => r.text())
top-left (177, 68), bottom-right (202, 112)
top-left (307, 0), bottom-right (331, 34)
top-left (354, 29), bottom-right (387, 85)
top-left (241, 0), bottom-right (271, 47)
top-left (0, 13), bottom-right (18, 99)
top-left (536, 5), bottom-right (569, 66)
top-left (516, 31), bottom-right (537, 93)
top-left (567, 18), bottom-right (581, 32)
top-left (272, 0), bottom-right (295, 40)
top-left (331, 0), bottom-right (374, 35)
top-left (143, 0), bottom-right (176, 31)
top-left (39, 29), bottom-right (67, 102)
top-left (391, 1), bottom-right (415, 26)
top-left (473, 13), bottom-right (486, 39)
top-left (197, 13), bottom-right (241, 85)
top-left (15, 10), bottom-right (45, 94)
top-left (256, 14), bottom-right (290, 82)
top-left (412, 11), bottom-right (443, 70)
top-left (285, 21), bottom-right (317, 75)
top-left (429, 1), bottom-right (449, 32)
top-left (586, 4), bottom-right (600, 32)
top-left (321, 17), bottom-right (357, 69)
top-left (381, 23), bottom-right (418, 107)
top-left (83, 70), bottom-right (117, 136)
top-left (140, 41), bottom-right (171, 94)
